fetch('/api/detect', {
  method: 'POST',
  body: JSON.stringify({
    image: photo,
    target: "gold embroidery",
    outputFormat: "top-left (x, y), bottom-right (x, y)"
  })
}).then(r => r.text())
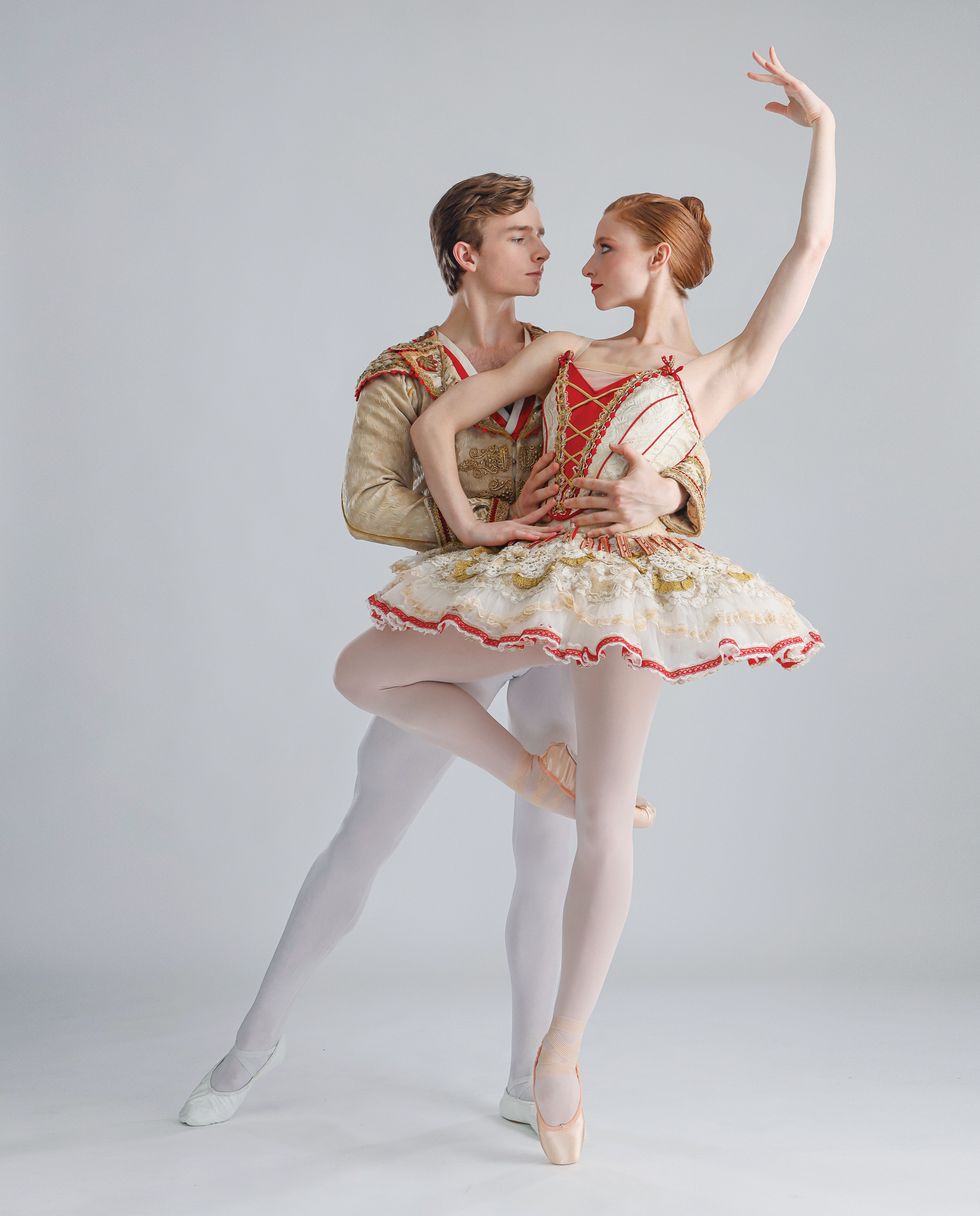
top-left (727, 569), bottom-right (754, 581)
top-left (451, 547), bottom-right (491, 581)
top-left (458, 444), bottom-right (511, 478)
top-left (659, 449), bottom-right (710, 536)
top-left (510, 552), bottom-right (596, 591)
top-left (355, 327), bottom-right (449, 400)
top-left (512, 570), bottom-right (552, 589)
top-left (487, 477), bottom-right (515, 500)
top-left (620, 555), bottom-right (649, 577)
top-left (651, 570), bottom-right (695, 593)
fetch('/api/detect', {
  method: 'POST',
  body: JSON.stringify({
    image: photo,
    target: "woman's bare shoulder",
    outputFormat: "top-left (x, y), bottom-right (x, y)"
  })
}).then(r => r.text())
top-left (506, 330), bottom-right (592, 399)
top-left (528, 330), bottom-right (592, 360)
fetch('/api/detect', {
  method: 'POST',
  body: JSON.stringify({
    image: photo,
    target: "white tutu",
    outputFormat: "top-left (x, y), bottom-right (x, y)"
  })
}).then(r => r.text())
top-left (367, 531), bottom-right (824, 684)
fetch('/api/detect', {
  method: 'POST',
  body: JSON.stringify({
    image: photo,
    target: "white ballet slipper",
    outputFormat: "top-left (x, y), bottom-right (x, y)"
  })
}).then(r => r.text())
top-left (498, 1086), bottom-right (537, 1127)
top-left (178, 1037), bottom-right (286, 1126)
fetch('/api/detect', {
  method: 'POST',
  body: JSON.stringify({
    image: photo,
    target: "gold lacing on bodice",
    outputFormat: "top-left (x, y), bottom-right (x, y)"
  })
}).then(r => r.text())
top-left (547, 351), bottom-right (689, 512)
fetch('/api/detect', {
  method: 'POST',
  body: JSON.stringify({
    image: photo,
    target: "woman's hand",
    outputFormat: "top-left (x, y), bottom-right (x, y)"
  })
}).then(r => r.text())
top-left (747, 45), bottom-right (832, 127)
top-left (460, 514), bottom-right (564, 549)
top-left (513, 449), bottom-right (560, 520)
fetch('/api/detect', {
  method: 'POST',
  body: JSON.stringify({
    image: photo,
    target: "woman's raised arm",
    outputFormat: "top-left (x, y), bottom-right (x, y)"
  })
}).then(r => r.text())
top-left (409, 330), bottom-right (586, 547)
top-left (687, 48), bottom-right (836, 439)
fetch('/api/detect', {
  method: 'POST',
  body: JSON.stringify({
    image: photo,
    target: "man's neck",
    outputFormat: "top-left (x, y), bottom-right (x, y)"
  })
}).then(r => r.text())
top-left (437, 292), bottom-right (525, 360)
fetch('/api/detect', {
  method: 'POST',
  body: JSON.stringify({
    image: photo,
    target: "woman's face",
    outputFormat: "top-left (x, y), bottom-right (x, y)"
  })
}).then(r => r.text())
top-left (581, 213), bottom-right (667, 310)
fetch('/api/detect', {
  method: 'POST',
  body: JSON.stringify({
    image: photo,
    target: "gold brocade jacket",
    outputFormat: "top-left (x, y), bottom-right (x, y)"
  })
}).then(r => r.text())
top-left (341, 325), bottom-right (711, 553)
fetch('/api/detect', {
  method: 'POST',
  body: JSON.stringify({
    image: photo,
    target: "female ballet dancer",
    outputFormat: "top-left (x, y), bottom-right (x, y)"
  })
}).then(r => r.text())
top-left (334, 46), bottom-right (834, 1164)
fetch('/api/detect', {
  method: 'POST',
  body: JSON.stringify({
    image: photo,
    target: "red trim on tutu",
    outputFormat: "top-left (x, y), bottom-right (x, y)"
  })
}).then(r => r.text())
top-left (366, 594), bottom-right (824, 681)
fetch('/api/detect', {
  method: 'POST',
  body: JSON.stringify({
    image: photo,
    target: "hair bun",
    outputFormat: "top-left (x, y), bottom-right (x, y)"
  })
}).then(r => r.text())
top-left (680, 195), bottom-right (712, 243)
top-left (602, 190), bottom-right (713, 297)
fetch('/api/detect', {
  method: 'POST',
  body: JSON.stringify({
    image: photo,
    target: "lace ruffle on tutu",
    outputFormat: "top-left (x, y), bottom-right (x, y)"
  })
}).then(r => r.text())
top-left (367, 534), bottom-right (824, 684)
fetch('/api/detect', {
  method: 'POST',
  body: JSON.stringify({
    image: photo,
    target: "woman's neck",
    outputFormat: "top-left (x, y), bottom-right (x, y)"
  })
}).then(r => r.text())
top-left (624, 294), bottom-right (699, 356)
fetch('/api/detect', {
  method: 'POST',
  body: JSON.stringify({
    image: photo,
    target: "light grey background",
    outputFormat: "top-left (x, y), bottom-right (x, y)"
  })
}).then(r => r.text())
top-left (2, 3), bottom-right (979, 1211)
top-left (4, 0), bottom-right (978, 982)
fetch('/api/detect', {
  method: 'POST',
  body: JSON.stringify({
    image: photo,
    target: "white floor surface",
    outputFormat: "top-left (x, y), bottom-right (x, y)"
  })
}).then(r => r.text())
top-left (3, 973), bottom-right (977, 1216)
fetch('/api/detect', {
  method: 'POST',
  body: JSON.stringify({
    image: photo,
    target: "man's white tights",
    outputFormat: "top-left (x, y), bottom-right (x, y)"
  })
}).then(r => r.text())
top-left (210, 662), bottom-right (577, 1099)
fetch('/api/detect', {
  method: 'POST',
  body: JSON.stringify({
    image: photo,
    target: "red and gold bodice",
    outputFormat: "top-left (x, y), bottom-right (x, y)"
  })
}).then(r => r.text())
top-left (541, 350), bottom-right (703, 537)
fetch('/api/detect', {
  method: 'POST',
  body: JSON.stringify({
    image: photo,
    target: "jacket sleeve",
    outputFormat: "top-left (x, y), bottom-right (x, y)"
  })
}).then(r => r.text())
top-left (658, 441), bottom-right (711, 536)
top-left (341, 374), bottom-right (444, 551)
top-left (341, 374), bottom-right (515, 551)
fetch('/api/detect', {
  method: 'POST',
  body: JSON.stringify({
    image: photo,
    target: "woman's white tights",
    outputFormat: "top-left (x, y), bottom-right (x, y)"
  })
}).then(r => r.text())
top-left (333, 626), bottom-right (663, 1124)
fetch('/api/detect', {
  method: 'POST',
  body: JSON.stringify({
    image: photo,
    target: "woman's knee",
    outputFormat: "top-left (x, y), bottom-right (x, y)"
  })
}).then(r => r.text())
top-left (574, 805), bottom-right (636, 852)
top-left (333, 637), bottom-right (373, 705)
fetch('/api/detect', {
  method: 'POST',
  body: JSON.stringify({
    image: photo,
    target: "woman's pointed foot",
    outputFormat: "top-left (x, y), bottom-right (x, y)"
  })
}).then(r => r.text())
top-left (533, 1039), bottom-right (585, 1165)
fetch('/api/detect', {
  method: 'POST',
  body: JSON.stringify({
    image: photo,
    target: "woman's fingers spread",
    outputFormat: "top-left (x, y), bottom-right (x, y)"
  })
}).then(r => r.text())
top-left (752, 48), bottom-right (788, 81)
top-left (768, 47), bottom-right (793, 80)
top-left (751, 49), bottom-right (779, 73)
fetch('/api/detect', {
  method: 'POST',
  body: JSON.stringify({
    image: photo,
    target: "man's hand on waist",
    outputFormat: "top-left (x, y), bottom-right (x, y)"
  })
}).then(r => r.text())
top-left (561, 441), bottom-right (687, 538)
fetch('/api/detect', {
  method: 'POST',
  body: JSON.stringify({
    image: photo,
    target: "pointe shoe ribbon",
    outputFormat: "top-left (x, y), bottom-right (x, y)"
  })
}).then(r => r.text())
top-left (532, 1044), bottom-right (585, 1165)
top-left (178, 1037), bottom-right (286, 1126)
top-left (538, 742), bottom-right (656, 829)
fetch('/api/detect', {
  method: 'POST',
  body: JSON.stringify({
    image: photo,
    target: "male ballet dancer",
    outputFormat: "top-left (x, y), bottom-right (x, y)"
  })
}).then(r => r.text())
top-left (179, 173), bottom-right (710, 1128)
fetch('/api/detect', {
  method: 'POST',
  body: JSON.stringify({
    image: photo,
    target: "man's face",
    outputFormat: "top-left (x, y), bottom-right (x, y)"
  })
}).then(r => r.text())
top-left (460, 201), bottom-right (550, 297)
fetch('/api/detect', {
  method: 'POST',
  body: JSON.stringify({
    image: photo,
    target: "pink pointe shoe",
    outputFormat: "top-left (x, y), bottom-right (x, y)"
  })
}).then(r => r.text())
top-left (532, 1044), bottom-right (585, 1165)
top-left (538, 742), bottom-right (656, 829)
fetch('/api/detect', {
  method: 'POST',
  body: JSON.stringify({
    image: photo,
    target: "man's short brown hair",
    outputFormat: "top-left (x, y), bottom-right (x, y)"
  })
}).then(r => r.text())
top-left (429, 173), bottom-right (535, 295)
